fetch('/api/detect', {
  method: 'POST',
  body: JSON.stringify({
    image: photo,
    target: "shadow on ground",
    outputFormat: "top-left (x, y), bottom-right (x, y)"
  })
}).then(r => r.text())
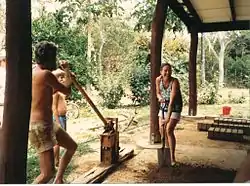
top-left (146, 162), bottom-right (236, 183)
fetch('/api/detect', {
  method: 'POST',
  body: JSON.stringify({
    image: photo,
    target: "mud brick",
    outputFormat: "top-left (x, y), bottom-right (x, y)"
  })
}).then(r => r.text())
top-left (208, 127), bottom-right (215, 139)
top-left (232, 119), bottom-right (237, 124)
top-left (245, 128), bottom-right (250, 135)
top-left (219, 128), bottom-right (226, 138)
top-left (204, 123), bottom-right (209, 130)
top-left (197, 122), bottom-right (206, 131)
top-left (226, 128), bottom-right (232, 135)
top-left (203, 123), bottom-right (208, 130)
top-left (211, 123), bottom-right (217, 127)
top-left (207, 124), bottom-right (212, 130)
top-left (214, 118), bottom-right (219, 124)
top-left (238, 129), bottom-right (244, 135)
top-left (214, 127), bottom-right (220, 133)
top-left (220, 128), bottom-right (226, 133)
top-left (232, 128), bottom-right (237, 134)
top-left (213, 127), bottom-right (221, 139)
top-left (223, 128), bottom-right (231, 140)
top-left (242, 119), bottom-right (247, 124)
top-left (220, 119), bottom-right (227, 124)
top-left (197, 122), bottom-right (202, 131)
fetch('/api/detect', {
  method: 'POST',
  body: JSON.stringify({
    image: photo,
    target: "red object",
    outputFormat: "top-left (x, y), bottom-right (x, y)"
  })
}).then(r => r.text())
top-left (222, 106), bottom-right (231, 116)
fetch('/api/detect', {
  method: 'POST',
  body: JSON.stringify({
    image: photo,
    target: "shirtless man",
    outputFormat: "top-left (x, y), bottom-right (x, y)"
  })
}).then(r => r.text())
top-left (52, 68), bottom-right (68, 167)
top-left (29, 41), bottom-right (77, 184)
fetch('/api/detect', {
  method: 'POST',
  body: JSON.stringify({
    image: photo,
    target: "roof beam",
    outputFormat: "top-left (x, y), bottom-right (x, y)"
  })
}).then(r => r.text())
top-left (229, 0), bottom-right (236, 21)
top-left (168, 0), bottom-right (195, 31)
top-left (182, 0), bottom-right (202, 23)
top-left (199, 21), bottom-right (250, 32)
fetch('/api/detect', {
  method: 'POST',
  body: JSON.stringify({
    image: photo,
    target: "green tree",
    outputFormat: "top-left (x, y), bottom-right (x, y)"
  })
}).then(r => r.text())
top-left (32, 11), bottom-right (89, 100)
top-left (131, 0), bottom-right (184, 32)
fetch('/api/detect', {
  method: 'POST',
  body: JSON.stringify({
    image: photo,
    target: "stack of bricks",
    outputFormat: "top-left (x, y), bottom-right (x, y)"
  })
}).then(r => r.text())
top-left (197, 117), bottom-right (250, 142)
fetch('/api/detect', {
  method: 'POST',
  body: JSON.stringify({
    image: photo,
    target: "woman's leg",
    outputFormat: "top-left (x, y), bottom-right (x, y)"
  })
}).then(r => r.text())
top-left (166, 118), bottom-right (179, 164)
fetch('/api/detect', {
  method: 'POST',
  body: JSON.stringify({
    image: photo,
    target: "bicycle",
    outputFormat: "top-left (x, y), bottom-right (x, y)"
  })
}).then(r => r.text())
top-left (66, 100), bottom-right (80, 120)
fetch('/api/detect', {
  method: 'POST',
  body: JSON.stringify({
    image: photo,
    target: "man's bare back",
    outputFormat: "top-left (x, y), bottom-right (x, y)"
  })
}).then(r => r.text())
top-left (31, 68), bottom-right (54, 124)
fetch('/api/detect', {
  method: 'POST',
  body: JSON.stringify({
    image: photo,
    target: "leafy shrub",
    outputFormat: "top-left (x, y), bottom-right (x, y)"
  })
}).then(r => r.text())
top-left (171, 60), bottom-right (189, 105)
top-left (32, 11), bottom-right (89, 101)
top-left (198, 81), bottom-right (218, 104)
top-left (98, 75), bottom-right (124, 109)
top-left (129, 64), bottom-right (150, 105)
top-left (228, 91), bottom-right (246, 104)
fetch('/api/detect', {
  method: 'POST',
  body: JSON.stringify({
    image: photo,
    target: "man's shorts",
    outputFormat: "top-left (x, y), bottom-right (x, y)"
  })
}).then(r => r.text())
top-left (158, 111), bottom-right (181, 121)
top-left (29, 121), bottom-right (60, 153)
top-left (58, 115), bottom-right (67, 131)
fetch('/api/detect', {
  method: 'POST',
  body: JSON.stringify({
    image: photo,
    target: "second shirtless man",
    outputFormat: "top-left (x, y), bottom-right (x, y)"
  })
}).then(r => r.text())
top-left (52, 67), bottom-right (69, 167)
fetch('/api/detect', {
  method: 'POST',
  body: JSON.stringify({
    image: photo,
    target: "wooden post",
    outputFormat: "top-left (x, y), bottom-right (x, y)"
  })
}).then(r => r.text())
top-left (150, 0), bottom-right (169, 143)
top-left (188, 29), bottom-right (198, 116)
top-left (0, 0), bottom-right (32, 183)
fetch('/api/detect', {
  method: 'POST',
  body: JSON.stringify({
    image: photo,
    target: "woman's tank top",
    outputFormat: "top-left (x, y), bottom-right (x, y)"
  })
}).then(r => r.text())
top-left (159, 77), bottom-right (183, 113)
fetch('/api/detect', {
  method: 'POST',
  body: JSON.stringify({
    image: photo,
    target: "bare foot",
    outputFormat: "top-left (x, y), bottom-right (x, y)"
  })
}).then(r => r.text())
top-left (171, 161), bottom-right (180, 168)
top-left (53, 179), bottom-right (64, 184)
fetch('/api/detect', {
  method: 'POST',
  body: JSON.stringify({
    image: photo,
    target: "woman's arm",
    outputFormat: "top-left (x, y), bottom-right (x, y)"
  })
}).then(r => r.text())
top-left (156, 75), bottom-right (164, 102)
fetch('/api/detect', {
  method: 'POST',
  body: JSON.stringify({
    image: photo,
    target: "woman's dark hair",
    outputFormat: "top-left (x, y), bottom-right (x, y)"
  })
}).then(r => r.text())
top-left (34, 41), bottom-right (57, 65)
top-left (160, 63), bottom-right (171, 70)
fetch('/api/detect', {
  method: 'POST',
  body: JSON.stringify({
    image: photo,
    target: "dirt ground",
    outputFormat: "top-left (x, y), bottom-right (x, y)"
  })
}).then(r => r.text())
top-left (64, 116), bottom-right (250, 183)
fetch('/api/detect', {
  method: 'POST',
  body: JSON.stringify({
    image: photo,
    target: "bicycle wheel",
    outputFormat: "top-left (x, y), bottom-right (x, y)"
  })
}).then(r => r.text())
top-left (66, 102), bottom-right (80, 120)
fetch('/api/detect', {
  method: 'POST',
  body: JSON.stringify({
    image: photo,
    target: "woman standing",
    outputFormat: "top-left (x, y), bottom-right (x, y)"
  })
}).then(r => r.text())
top-left (156, 63), bottom-right (183, 166)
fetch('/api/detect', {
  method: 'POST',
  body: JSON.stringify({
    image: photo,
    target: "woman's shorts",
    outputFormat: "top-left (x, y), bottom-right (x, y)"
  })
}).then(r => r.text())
top-left (158, 111), bottom-right (181, 121)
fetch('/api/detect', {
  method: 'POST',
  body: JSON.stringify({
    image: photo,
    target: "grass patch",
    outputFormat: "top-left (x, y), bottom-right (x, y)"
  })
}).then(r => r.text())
top-left (76, 141), bottom-right (97, 156)
top-left (26, 141), bottom-right (96, 183)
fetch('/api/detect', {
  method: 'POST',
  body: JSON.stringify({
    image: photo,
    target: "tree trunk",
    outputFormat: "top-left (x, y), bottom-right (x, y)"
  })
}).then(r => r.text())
top-left (98, 21), bottom-right (105, 78)
top-left (218, 37), bottom-right (225, 87)
top-left (201, 33), bottom-right (206, 85)
top-left (87, 0), bottom-right (92, 65)
top-left (0, 0), bottom-right (32, 183)
top-left (150, 0), bottom-right (168, 143)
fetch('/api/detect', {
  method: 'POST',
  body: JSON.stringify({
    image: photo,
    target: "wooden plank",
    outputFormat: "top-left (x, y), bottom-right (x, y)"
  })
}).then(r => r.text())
top-left (72, 148), bottom-right (134, 184)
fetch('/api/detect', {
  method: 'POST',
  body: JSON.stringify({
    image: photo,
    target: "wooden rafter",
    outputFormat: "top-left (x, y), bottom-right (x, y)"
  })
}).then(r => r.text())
top-left (182, 0), bottom-right (202, 23)
top-left (200, 20), bottom-right (250, 32)
top-left (229, 0), bottom-right (236, 21)
top-left (168, 0), bottom-right (193, 31)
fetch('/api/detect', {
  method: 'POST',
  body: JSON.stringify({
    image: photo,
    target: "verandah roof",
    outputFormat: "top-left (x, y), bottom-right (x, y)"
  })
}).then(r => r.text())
top-left (169, 0), bottom-right (250, 32)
